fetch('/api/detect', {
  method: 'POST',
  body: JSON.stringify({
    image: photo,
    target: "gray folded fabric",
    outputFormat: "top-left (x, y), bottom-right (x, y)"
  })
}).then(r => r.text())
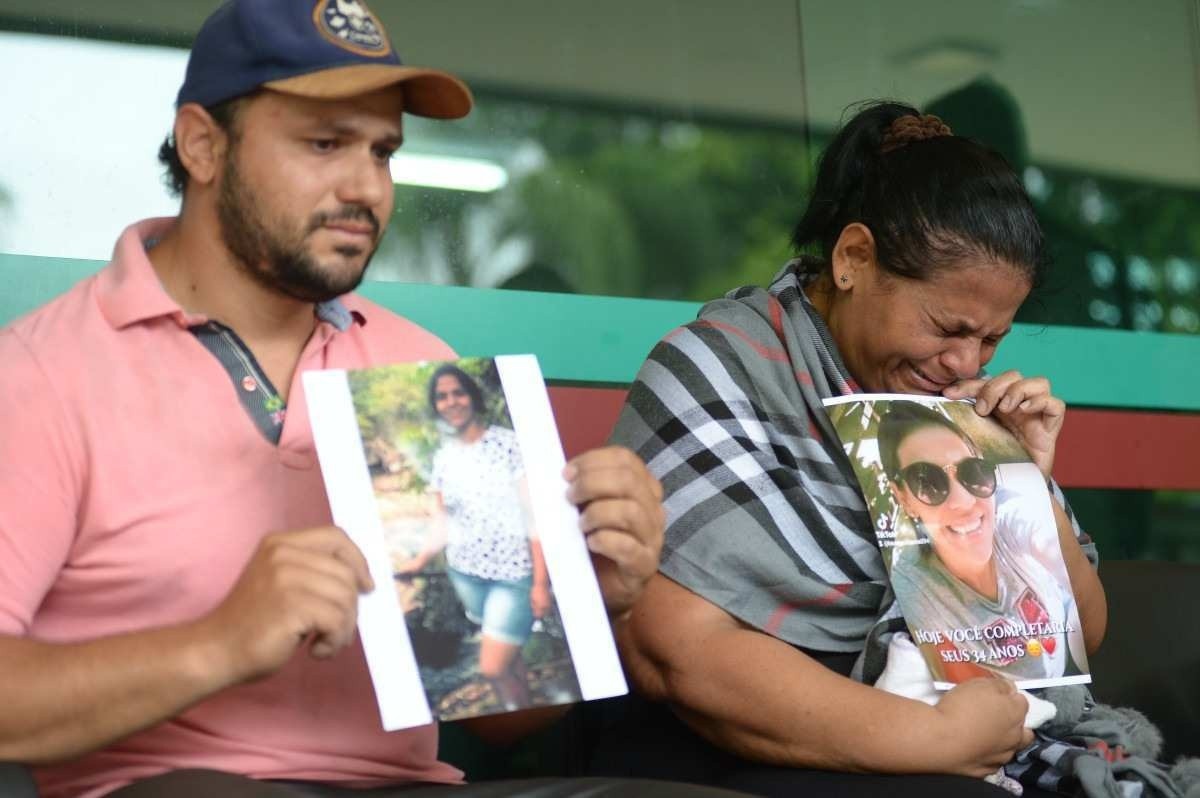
top-left (1007, 687), bottom-right (1186, 797)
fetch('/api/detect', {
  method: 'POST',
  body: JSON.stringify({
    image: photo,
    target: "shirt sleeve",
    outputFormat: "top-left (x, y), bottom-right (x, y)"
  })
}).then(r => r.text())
top-left (0, 330), bottom-right (84, 635)
top-left (994, 489), bottom-right (1041, 550)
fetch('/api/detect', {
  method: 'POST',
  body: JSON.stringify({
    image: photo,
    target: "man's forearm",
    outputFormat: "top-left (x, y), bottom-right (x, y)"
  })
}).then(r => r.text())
top-left (0, 620), bottom-right (234, 764)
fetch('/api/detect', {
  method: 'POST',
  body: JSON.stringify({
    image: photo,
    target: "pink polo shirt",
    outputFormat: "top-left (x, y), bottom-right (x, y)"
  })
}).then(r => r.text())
top-left (0, 218), bottom-right (463, 797)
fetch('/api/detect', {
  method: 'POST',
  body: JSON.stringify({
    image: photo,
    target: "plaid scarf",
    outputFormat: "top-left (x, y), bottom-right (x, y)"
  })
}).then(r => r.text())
top-left (611, 259), bottom-right (1164, 796)
top-left (611, 258), bottom-right (907, 682)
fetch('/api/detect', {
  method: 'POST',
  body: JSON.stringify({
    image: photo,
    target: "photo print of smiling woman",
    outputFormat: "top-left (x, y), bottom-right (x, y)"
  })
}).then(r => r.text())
top-left (825, 396), bottom-right (1090, 690)
top-left (346, 357), bottom-right (584, 719)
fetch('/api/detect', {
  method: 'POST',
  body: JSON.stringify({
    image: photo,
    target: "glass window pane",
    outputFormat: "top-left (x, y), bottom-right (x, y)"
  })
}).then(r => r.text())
top-left (799, 0), bottom-right (1200, 332)
top-left (0, 1), bottom-right (815, 302)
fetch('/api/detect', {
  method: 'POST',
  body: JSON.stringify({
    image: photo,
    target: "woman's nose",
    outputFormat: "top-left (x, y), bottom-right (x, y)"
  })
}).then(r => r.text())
top-left (938, 339), bottom-right (983, 380)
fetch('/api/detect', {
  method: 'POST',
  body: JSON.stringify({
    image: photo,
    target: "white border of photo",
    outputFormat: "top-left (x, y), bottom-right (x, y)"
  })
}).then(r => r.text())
top-left (303, 355), bottom-right (626, 731)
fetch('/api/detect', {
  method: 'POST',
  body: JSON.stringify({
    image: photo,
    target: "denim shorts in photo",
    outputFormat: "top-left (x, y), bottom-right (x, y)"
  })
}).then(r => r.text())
top-left (447, 568), bottom-right (535, 646)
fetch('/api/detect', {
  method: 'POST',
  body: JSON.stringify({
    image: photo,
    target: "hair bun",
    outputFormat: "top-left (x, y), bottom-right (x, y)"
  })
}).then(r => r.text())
top-left (881, 114), bottom-right (953, 154)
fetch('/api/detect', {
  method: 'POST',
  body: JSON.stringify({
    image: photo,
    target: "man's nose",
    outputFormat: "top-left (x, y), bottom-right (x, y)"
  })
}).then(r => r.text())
top-left (336, 149), bottom-right (389, 209)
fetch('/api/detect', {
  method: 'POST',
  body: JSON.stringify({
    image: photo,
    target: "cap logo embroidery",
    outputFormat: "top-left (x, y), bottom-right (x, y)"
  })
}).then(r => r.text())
top-left (313, 0), bottom-right (392, 58)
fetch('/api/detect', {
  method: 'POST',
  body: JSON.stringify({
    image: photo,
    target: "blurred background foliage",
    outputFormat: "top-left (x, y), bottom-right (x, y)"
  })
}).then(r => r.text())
top-left (378, 101), bottom-right (812, 302)
top-left (349, 357), bottom-right (512, 491)
top-left (377, 86), bottom-right (1200, 342)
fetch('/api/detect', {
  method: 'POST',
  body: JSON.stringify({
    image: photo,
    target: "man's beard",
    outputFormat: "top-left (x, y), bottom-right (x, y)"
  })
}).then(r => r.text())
top-left (217, 152), bottom-right (382, 303)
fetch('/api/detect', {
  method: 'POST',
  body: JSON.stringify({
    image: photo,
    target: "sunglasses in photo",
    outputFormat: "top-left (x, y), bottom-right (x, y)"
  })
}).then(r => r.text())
top-left (894, 457), bottom-right (997, 507)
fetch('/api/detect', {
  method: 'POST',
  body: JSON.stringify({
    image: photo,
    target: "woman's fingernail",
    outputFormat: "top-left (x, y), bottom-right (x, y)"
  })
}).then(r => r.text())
top-left (976, 400), bottom-right (989, 414)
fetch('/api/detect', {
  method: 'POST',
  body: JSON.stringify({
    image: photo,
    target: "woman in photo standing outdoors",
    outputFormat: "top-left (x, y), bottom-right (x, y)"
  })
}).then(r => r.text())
top-left (604, 102), bottom-right (1106, 796)
top-left (398, 364), bottom-right (550, 711)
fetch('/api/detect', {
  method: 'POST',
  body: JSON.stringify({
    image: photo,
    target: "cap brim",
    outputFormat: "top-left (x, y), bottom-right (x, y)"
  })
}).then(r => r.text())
top-left (264, 64), bottom-right (473, 119)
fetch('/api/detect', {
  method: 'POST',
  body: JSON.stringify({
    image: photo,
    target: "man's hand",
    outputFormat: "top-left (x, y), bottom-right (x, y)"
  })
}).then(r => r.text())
top-left (198, 526), bottom-right (374, 684)
top-left (564, 446), bottom-right (664, 620)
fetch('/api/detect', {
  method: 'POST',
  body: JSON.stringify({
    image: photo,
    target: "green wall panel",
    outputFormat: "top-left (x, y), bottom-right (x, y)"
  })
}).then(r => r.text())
top-left (1, 252), bottom-right (1195, 411)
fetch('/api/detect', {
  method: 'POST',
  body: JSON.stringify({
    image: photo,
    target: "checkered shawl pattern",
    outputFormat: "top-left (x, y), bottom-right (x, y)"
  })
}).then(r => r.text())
top-left (611, 259), bottom-right (907, 682)
top-left (614, 260), bottom-right (1132, 792)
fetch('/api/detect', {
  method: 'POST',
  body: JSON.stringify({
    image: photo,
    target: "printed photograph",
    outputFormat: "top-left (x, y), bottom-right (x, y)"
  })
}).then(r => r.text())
top-left (348, 358), bottom-right (583, 720)
top-left (825, 396), bottom-right (1090, 690)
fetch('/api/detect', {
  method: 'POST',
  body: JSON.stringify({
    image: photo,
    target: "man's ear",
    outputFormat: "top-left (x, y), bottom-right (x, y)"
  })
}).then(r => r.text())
top-left (829, 222), bottom-right (879, 291)
top-left (174, 103), bottom-right (229, 189)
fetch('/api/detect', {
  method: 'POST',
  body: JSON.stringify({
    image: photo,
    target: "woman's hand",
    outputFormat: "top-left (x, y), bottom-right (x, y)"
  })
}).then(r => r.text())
top-left (944, 371), bottom-right (1065, 479)
top-left (931, 678), bottom-right (1034, 777)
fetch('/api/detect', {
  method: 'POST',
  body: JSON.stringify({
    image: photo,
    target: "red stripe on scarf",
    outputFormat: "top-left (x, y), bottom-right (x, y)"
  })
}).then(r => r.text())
top-left (663, 327), bottom-right (688, 343)
top-left (767, 295), bottom-right (786, 341)
top-left (763, 583), bottom-right (853, 635)
top-left (695, 319), bottom-right (789, 362)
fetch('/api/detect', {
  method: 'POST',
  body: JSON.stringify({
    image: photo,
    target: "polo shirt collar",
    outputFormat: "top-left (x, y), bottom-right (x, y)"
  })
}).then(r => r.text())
top-left (96, 217), bottom-right (366, 333)
top-left (97, 217), bottom-right (196, 329)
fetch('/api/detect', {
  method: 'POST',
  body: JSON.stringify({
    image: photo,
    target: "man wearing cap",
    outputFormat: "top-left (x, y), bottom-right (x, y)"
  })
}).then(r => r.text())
top-left (0, 2), bottom-right (718, 797)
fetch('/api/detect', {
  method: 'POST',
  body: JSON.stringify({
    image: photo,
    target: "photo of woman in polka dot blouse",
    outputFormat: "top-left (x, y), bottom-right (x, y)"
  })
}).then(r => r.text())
top-left (390, 361), bottom-right (582, 715)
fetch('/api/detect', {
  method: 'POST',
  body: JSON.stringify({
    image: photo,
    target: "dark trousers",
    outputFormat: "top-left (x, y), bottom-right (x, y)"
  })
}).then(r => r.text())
top-left (108, 770), bottom-right (751, 797)
top-left (584, 693), bottom-right (1059, 798)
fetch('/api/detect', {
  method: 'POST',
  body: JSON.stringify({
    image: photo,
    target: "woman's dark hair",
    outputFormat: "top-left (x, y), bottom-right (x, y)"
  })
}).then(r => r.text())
top-left (877, 402), bottom-right (978, 480)
top-left (791, 100), bottom-right (1045, 286)
top-left (427, 364), bottom-right (485, 418)
top-left (157, 93), bottom-right (255, 198)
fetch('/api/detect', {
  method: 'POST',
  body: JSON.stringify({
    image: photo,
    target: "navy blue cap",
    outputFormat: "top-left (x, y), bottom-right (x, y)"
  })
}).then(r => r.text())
top-left (177, 0), bottom-right (472, 119)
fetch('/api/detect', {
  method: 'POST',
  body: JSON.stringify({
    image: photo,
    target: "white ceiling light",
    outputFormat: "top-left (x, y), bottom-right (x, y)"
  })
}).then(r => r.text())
top-left (891, 39), bottom-right (1000, 75)
top-left (392, 152), bottom-right (509, 193)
